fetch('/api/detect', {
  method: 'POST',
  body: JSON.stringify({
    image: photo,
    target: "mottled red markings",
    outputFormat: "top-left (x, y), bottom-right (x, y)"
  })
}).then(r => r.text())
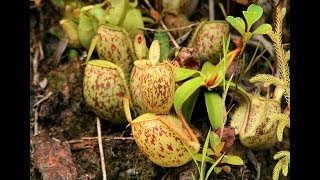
top-left (158, 153), bottom-right (165, 158)
top-left (106, 82), bottom-right (110, 89)
top-left (138, 35), bottom-right (142, 43)
top-left (99, 91), bottom-right (103, 96)
top-left (144, 129), bottom-right (151, 143)
top-left (167, 144), bottom-right (173, 151)
top-left (160, 146), bottom-right (164, 152)
top-left (150, 134), bottom-right (156, 145)
top-left (93, 96), bottom-right (100, 108)
top-left (116, 92), bottom-right (124, 97)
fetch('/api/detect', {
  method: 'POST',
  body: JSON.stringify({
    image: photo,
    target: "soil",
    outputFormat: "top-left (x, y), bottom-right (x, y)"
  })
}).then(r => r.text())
top-left (30, 0), bottom-right (290, 179)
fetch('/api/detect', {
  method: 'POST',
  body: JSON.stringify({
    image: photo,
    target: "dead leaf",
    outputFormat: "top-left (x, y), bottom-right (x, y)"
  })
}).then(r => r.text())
top-left (34, 131), bottom-right (77, 180)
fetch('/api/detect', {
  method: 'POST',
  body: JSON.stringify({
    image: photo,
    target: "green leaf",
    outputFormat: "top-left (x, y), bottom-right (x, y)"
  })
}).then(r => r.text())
top-left (193, 154), bottom-right (215, 163)
top-left (207, 69), bottom-right (225, 89)
top-left (174, 76), bottom-right (206, 115)
top-left (206, 47), bottom-right (239, 89)
top-left (226, 16), bottom-right (245, 36)
top-left (202, 129), bottom-right (211, 162)
top-left (154, 31), bottom-right (170, 62)
top-left (174, 67), bottom-right (201, 82)
top-left (207, 148), bottom-right (215, 156)
top-left (201, 62), bottom-right (215, 76)
top-left (221, 155), bottom-right (244, 165)
top-left (252, 23), bottom-right (272, 34)
top-left (201, 129), bottom-right (212, 180)
top-left (214, 166), bottom-right (223, 174)
top-left (209, 131), bottom-right (221, 151)
top-left (205, 92), bottom-right (224, 131)
top-left (182, 88), bottom-right (200, 123)
top-left (243, 4), bottom-right (263, 31)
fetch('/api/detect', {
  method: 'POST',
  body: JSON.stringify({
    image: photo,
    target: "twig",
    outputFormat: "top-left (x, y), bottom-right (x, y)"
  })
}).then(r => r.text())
top-left (52, 38), bottom-right (69, 66)
top-left (252, 34), bottom-right (274, 57)
top-left (143, 0), bottom-right (152, 8)
top-left (34, 106), bottom-right (39, 136)
top-left (33, 92), bottom-right (53, 107)
top-left (38, 41), bottom-right (44, 61)
top-left (67, 136), bottom-right (134, 144)
top-left (161, 169), bottom-right (172, 180)
top-left (176, 30), bottom-right (193, 45)
top-left (160, 20), bottom-right (180, 49)
top-left (230, 34), bottom-right (275, 58)
top-left (32, 48), bottom-right (39, 85)
top-left (140, 22), bottom-right (200, 32)
top-left (97, 117), bottom-right (108, 180)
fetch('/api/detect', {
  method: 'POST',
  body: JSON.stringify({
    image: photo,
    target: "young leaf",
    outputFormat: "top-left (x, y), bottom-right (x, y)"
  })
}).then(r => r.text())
top-left (207, 148), bottom-right (215, 156)
top-left (252, 23), bottom-right (272, 35)
top-left (220, 155), bottom-right (244, 165)
top-left (242, 11), bottom-right (256, 31)
top-left (174, 76), bottom-right (206, 115)
top-left (214, 142), bottom-right (225, 157)
top-left (226, 16), bottom-right (245, 36)
top-left (201, 62), bottom-right (215, 76)
top-left (205, 92), bottom-right (224, 131)
top-left (209, 131), bottom-right (221, 152)
top-left (213, 166), bottom-right (223, 174)
top-left (243, 4), bottom-right (263, 31)
top-left (175, 67), bottom-right (201, 82)
top-left (206, 45), bottom-right (241, 89)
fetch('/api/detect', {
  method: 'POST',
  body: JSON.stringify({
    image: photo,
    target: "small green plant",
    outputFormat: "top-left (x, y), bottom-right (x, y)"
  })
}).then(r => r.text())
top-left (226, 4), bottom-right (272, 52)
top-left (174, 35), bottom-right (241, 131)
top-left (185, 130), bottom-right (244, 180)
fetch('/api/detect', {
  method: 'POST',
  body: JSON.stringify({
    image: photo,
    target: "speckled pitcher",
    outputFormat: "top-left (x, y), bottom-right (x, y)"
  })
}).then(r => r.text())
top-left (188, 20), bottom-right (230, 64)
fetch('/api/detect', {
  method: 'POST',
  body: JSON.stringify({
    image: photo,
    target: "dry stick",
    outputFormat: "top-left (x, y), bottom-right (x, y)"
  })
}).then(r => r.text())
top-left (140, 22), bottom-right (200, 32)
top-left (67, 136), bottom-right (134, 144)
top-left (96, 117), bottom-right (108, 180)
top-left (32, 48), bottom-right (39, 85)
top-left (160, 20), bottom-right (180, 49)
top-left (34, 106), bottom-right (39, 136)
top-left (52, 38), bottom-right (69, 66)
top-left (33, 92), bottom-right (53, 107)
